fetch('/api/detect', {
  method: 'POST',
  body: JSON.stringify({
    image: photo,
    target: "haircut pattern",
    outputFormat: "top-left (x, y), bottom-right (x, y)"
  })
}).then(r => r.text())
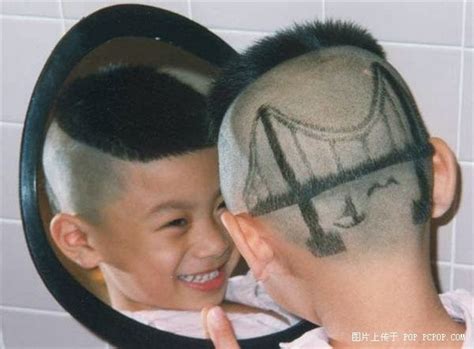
top-left (243, 62), bottom-right (433, 257)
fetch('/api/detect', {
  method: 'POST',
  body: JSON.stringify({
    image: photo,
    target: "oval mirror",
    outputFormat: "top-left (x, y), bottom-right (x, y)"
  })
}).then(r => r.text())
top-left (20, 4), bottom-right (314, 348)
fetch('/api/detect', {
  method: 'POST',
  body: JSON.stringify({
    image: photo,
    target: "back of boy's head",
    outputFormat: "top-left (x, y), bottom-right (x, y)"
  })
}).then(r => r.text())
top-left (43, 64), bottom-right (212, 224)
top-left (212, 21), bottom-right (434, 257)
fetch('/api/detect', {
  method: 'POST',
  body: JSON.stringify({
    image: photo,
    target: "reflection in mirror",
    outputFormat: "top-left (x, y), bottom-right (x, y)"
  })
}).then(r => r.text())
top-left (38, 37), bottom-right (299, 339)
top-left (38, 37), bottom-right (219, 305)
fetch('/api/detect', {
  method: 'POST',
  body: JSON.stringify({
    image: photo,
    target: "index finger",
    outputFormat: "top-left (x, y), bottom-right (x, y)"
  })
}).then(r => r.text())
top-left (204, 306), bottom-right (241, 349)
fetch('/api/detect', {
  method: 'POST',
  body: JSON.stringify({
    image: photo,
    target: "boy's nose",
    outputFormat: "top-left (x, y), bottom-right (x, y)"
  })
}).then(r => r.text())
top-left (193, 219), bottom-right (231, 260)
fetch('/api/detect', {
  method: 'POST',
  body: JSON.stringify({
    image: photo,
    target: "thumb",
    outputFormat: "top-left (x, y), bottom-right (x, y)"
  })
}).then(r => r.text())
top-left (203, 306), bottom-right (240, 349)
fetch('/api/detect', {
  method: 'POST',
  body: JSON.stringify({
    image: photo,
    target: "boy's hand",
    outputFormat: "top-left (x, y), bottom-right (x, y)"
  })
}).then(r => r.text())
top-left (202, 306), bottom-right (241, 349)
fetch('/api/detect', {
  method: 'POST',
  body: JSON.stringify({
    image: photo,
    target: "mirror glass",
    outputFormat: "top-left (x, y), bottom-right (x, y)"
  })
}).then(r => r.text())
top-left (20, 4), bottom-right (314, 348)
top-left (38, 36), bottom-right (220, 307)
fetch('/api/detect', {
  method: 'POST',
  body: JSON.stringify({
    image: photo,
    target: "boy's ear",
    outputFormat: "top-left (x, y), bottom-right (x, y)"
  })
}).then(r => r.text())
top-left (220, 212), bottom-right (274, 281)
top-left (430, 137), bottom-right (458, 219)
top-left (49, 213), bottom-right (102, 269)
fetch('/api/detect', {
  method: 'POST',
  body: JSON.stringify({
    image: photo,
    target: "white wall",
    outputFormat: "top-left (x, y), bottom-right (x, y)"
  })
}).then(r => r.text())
top-left (1, 1), bottom-right (472, 347)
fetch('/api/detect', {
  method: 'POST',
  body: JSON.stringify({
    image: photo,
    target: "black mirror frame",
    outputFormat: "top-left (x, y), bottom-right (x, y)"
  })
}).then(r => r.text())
top-left (19, 4), bottom-right (315, 348)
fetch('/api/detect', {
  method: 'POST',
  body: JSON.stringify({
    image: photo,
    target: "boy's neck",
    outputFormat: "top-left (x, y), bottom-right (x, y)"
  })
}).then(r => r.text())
top-left (312, 254), bottom-right (465, 348)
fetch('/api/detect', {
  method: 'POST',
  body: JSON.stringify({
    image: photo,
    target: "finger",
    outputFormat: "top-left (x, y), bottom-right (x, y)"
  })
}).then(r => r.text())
top-left (206, 306), bottom-right (240, 349)
top-left (201, 307), bottom-right (211, 339)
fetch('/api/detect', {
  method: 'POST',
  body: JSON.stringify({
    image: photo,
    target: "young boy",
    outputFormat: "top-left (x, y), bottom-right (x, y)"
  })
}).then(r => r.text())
top-left (42, 64), bottom-right (299, 338)
top-left (204, 21), bottom-right (472, 348)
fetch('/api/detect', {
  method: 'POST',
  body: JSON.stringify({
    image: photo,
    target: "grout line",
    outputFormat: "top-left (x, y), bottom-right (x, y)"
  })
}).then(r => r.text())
top-left (0, 305), bottom-right (69, 317)
top-left (452, 264), bottom-right (474, 270)
top-left (438, 261), bottom-right (474, 269)
top-left (449, 0), bottom-right (468, 292)
top-left (58, 0), bottom-right (66, 34)
top-left (206, 33), bottom-right (467, 51)
top-left (457, 0), bottom-right (468, 158)
top-left (449, 195), bottom-right (458, 291)
top-left (321, 0), bottom-right (326, 21)
top-left (209, 28), bottom-right (272, 36)
top-left (0, 324), bottom-right (4, 349)
top-left (435, 261), bottom-right (450, 266)
top-left (0, 218), bottom-right (22, 225)
top-left (0, 121), bottom-right (24, 127)
top-left (462, 0), bottom-right (470, 49)
top-left (380, 40), bottom-right (463, 51)
top-left (0, 13), bottom-right (62, 22)
top-left (187, 0), bottom-right (193, 19)
top-left (459, 161), bottom-right (474, 166)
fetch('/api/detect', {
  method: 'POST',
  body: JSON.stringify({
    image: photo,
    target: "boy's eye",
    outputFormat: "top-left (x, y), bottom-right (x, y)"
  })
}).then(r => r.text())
top-left (164, 218), bottom-right (188, 228)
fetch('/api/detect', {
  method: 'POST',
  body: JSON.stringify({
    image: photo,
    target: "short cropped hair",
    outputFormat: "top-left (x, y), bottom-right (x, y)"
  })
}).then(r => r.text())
top-left (43, 64), bottom-right (213, 223)
top-left (213, 22), bottom-right (433, 257)
top-left (208, 20), bottom-right (385, 141)
top-left (56, 64), bottom-right (212, 161)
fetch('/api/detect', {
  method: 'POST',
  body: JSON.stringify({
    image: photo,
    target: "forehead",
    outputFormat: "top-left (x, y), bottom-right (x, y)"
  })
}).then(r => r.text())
top-left (118, 148), bottom-right (218, 193)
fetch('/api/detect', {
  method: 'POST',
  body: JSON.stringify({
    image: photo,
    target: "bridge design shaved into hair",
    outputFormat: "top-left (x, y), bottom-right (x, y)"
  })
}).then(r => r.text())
top-left (242, 62), bottom-right (433, 257)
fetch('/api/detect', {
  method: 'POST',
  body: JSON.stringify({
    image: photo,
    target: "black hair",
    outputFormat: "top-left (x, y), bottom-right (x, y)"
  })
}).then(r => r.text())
top-left (55, 64), bottom-right (213, 162)
top-left (208, 20), bottom-right (385, 140)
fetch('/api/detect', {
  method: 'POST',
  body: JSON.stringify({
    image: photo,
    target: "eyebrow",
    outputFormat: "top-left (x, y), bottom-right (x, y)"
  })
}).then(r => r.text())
top-left (146, 189), bottom-right (222, 217)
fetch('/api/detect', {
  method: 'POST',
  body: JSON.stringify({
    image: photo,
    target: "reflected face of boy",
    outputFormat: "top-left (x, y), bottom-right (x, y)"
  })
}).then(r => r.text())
top-left (89, 148), bottom-right (240, 311)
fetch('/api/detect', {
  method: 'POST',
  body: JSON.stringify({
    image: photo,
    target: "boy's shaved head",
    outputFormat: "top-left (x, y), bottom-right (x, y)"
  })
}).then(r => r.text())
top-left (43, 122), bottom-right (124, 223)
top-left (215, 24), bottom-right (433, 257)
top-left (43, 64), bottom-right (213, 223)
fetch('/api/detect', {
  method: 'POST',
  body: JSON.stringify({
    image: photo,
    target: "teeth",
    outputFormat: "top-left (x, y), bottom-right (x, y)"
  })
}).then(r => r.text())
top-left (178, 270), bottom-right (219, 283)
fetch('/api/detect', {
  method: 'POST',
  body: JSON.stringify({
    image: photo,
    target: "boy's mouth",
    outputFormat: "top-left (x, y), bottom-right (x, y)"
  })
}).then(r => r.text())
top-left (177, 265), bottom-right (226, 292)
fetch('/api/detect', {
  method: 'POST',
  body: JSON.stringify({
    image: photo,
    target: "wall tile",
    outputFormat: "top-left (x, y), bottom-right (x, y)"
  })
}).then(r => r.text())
top-left (0, 2), bottom-right (471, 346)
top-left (61, 0), bottom-right (189, 20)
top-left (0, 124), bottom-right (22, 220)
top-left (325, 0), bottom-right (463, 46)
top-left (64, 18), bottom-right (78, 33)
top-left (1, 0), bottom-right (62, 18)
top-left (384, 45), bottom-right (461, 152)
top-left (455, 164), bottom-right (473, 265)
top-left (0, 320), bottom-right (5, 348)
top-left (192, 1), bottom-right (323, 32)
top-left (434, 263), bottom-right (452, 293)
top-left (1, 17), bottom-right (63, 123)
top-left (1, 220), bottom-right (64, 311)
top-left (212, 29), bottom-right (266, 53)
top-left (453, 267), bottom-right (474, 291)
top-left (465, 0), bottom-right (473, 48)
top-left (2, 309), bottom-right (106, 348)
top-left (459, 50), bottom-right (473, 161)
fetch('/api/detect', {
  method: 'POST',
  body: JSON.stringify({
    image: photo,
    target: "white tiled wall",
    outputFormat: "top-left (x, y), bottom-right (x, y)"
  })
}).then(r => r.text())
top-left (1, 1), bottom-right (472, 347)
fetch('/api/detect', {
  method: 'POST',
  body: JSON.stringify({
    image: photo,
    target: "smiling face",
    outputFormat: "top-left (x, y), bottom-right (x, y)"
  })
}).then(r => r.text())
top-left (87, 148), bottom-right (240, 311)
